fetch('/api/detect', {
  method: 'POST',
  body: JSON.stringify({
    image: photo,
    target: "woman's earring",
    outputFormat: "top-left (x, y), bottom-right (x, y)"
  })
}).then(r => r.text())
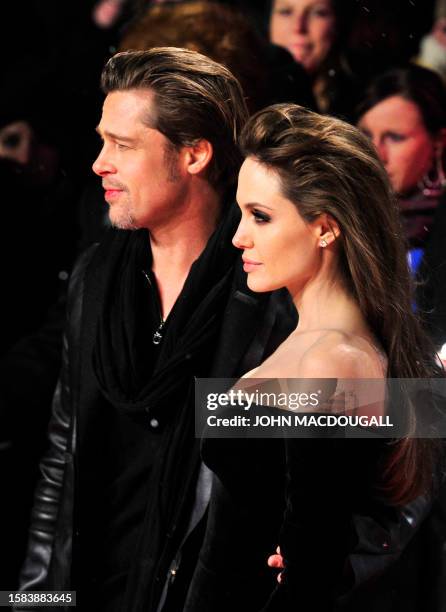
top-left (419, 145), bottom-right (446, 197)
top-left (320, 239), bottom-right (328, 247)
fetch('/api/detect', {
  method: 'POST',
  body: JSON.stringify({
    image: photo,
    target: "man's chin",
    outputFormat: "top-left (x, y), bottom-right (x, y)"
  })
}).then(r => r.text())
top-left (109, 209), bottom-right (138, 230)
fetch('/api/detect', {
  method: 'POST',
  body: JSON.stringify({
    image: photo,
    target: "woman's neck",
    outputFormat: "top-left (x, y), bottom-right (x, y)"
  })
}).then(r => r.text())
top-left (291, 275), bottom-right (368, 338)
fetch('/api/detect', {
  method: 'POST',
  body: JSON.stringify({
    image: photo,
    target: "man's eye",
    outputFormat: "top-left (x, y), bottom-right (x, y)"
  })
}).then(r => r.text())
top-left (116, 143), bottom-right (129, 150)
top-left (253, 209), bottom-right (271, 223)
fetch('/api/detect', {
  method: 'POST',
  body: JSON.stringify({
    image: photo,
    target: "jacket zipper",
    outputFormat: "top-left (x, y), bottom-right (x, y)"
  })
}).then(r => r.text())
top-left (142, 269), bottom-right (165, 345)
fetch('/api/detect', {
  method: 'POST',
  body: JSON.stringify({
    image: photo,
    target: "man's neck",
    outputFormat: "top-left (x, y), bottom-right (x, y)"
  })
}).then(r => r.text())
top-left (149, 183), bottom-right (222, 319)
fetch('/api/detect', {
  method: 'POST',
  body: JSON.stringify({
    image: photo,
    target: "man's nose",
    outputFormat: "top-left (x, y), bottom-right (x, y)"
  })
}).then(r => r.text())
top-left (92, 146), bottom-right (115, 176)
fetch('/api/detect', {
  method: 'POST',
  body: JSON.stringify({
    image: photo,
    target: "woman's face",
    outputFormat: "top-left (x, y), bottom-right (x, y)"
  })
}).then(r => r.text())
top-left (233, 157), bottom-right (321, 296)
top-left (358, 95), bottom-right (437, 195)
top-left (269, 0), bottom-right (336, 74)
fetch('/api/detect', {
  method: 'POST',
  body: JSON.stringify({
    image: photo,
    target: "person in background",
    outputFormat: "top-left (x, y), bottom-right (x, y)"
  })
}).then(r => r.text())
top-left (267, 0), bottom-right (357, 117)
top-left (357, 65), bottom-right (446, 347)
top-left (417, 0), bottom-right (446, 81)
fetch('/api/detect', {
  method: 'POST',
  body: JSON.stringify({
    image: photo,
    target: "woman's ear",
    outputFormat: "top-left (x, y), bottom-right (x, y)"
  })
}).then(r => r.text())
top-left (184, 139), bottom-right (213, 177)
top-left (312, 213), bottom-right (341, 247)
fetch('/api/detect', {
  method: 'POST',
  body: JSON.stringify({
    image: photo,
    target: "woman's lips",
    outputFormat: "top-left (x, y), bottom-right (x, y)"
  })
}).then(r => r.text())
top-left (289, 42), bottom-right (312, 58)
top-left (242, 258), bottom-right (262, 273)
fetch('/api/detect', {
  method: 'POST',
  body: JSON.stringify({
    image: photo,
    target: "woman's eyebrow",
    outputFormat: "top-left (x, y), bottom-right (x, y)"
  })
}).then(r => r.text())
top-left (238, 202), bottom-right (274, 211)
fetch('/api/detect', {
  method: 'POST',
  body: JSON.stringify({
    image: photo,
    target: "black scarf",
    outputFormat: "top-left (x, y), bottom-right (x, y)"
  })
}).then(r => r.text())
top-left (91, 205), bottom-right (240, 610)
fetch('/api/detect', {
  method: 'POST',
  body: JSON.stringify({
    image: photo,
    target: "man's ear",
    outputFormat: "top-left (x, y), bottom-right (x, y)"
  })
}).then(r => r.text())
top-left (312, 213), bottom-right (341, 247)
top-left (184, 139), bottom-right (213, 176)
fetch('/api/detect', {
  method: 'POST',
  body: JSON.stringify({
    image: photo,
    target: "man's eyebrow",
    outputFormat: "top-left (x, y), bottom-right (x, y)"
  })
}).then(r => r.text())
top-left (95, 126), bottom-right (138, 143)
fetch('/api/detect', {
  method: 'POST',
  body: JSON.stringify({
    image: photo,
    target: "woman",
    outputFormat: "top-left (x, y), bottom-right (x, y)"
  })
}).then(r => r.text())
top-left (268, 0), bottom-right (357, 117)
top-left (357, 65), bottom-right (446, 347)
top-left (185, 104), bottom-right (443, 611)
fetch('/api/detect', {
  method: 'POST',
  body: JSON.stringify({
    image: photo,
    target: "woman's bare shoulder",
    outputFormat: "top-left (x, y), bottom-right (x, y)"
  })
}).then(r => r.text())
top-left (293, 330), bottom-right (385, 379)
top-left (242, 329), bottom-right (385, 379)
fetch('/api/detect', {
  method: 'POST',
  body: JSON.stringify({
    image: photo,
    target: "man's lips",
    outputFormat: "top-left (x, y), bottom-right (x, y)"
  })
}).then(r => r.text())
top-left (103, 186), bottom-right (124, 200)
top-left (242, 257), bottom-right (262, 273)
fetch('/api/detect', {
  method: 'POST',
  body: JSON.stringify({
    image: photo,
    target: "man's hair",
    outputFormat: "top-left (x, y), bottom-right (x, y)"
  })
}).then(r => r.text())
top-left (101, 47), bottom-right (249, 194)
top-left (118, 1), bottom-right (269, 113)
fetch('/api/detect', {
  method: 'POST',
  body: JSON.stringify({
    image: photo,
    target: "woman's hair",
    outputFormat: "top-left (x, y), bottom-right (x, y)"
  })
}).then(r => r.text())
top-left (327, 0), bottom-right (355, 49)
top-left (356, 64), bottom-right (446, 136)
top-left (240, 103), bottom-right (443, 505)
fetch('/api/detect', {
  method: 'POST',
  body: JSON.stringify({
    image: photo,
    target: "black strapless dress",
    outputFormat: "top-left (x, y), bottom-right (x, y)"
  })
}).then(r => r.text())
top-left (184, 418), bottom-right (396, 612)
top-left (183, 435), bottom-right (286, 612)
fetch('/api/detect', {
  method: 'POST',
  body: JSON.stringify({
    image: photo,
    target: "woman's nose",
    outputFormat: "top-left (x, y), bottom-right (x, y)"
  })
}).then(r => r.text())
top-left (293, 12), bottom-right (307, 34)
top-left (375, 141), bottom-right (388, 165)
top-left (232, 222), bottom-right (253, 250)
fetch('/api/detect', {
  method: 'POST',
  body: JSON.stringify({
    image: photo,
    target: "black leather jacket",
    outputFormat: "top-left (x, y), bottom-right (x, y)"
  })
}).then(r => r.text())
top-left (19, 246), bottom-right (93, 595)
top-left (17, 244), bottom-right (297, 609)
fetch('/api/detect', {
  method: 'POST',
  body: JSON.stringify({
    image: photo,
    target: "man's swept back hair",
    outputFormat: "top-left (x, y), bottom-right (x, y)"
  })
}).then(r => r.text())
top-left (101, 47), bottom-right (249, 194)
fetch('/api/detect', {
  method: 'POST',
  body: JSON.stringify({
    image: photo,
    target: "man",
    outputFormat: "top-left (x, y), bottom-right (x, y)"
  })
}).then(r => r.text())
top-left (18, 48), bottom-right (295, 611)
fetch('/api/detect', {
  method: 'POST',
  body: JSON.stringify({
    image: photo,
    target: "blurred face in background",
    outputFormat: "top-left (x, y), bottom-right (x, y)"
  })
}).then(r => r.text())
top-left (358, 95), bottom-right (438, 196)
top-left (269, 0), bottom-right (336, 74)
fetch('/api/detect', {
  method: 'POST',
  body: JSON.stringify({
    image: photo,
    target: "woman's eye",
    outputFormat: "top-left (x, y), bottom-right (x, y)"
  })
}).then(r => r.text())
top-left (386, 133), bottom-right (406, 143)
top-left (252, 209), bottom-right (271, 223)
top-left (275, 7), bottom-right (293, 16)
top-left (311, 7), bottom-right (332, 18)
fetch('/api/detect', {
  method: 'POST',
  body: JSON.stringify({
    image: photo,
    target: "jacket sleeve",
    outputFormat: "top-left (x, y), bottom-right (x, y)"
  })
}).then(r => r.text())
top-left (17, 246), bottom-right (96, 594)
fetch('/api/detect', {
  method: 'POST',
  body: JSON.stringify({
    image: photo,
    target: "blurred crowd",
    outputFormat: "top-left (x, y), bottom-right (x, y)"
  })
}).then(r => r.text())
top-left (1, 0), bottom-right (446, 593)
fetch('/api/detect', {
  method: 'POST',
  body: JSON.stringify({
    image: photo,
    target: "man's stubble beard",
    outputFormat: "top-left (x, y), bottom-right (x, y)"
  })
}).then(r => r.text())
top-left (109, 194), bottom-right (138, 230)
top-left (109, 143), bottom-right (181, 230)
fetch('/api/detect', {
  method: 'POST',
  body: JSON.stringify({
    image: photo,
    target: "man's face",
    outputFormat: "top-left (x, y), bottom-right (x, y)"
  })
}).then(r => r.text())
top-left (93, 89), bottom-right (185, 230)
